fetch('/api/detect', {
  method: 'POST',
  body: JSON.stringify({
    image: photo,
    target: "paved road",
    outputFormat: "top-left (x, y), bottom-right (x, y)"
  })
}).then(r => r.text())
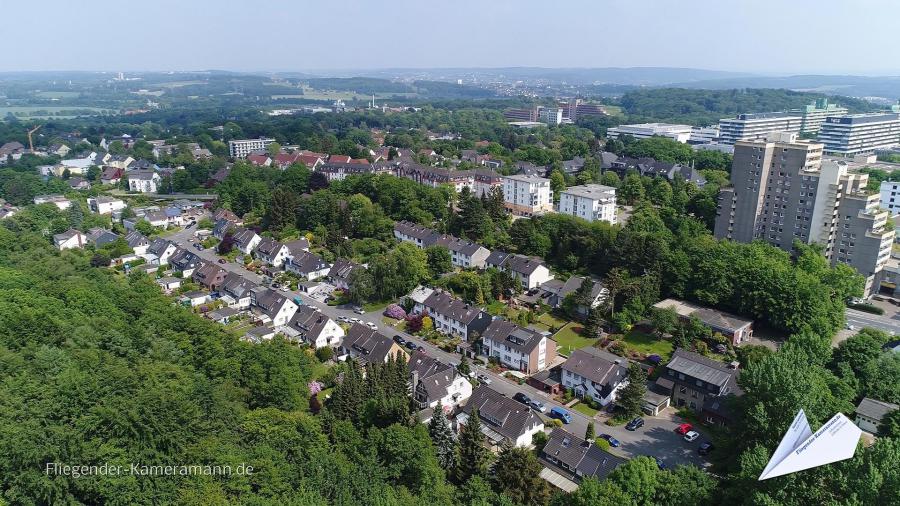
top-left (845, 308), bottom-right (900, 336)
top-left (167, 224), bottom-right (708, 468)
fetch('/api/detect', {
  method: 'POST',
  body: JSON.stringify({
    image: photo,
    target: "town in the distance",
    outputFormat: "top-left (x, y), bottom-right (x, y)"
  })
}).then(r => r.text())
top-left (3, 65), bottom-right (900, 506)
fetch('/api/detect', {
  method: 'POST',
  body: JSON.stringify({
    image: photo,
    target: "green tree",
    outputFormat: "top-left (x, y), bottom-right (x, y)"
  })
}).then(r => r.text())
top-left (492, 443), bottom-right (552, 506)
top-left (619, 173), bottom-right (645, 204)
top-left (67, 202), bottom-right (84, 230)
top-left (267, 141), bottom-right (282, 156)
top-left (456, 408), bottom-right (490, 482)
top-left (426, 244), bottom-right (453, 277)
top-left (650, 306), bottom-right (678, 337)
top-left (656, 465), bottom-right (717, 506)
top-left (600, 170), bottom-right (621, 188)
top-left (549, 169), bottom-right (566, 203)
top-left (428, 406), bottom-right (458, 470)
top-left (619, 362), bottom-right (648, 418)
top-left (607, 456), bottom-right (659, 506)
top-left (265, 186), bottom-right (300, 232)
top-left (585, 421), bottom-right (596, 441)
top-left (553, 477), bottom-right (631, 506)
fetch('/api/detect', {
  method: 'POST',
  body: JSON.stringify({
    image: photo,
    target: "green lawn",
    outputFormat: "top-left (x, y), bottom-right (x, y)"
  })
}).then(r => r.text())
top-left (534, 313), bottom-right (568, 332)
top-left (362, 301), bottom-right (389, 312)
top-left (553, 322), bottom-right (597, 356)
top-left (485, 300), bottom-right (507, 316)
top-left (572, 401), bottom-right (599, 417)
top-left (619, 330), bottom-right (674, 360)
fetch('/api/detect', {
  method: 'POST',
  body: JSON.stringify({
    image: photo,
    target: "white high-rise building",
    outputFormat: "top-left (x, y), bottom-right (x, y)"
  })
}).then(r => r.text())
top-left (718, 112), bottom-right (802, 144)
top-left (817, 113), bottom-right (900, 155)
top-left (228, 137), bottom-right (276, 158)
top-left (559, 184), bottom-right (617, 224)
top-left (608, 123), bottom-right (694, 143)
top-left (879, 180), bottom-right (900, 216)
top-left (539, 107), bottom-right (563, 126)
top-left (501, 174), bottom-right (554, 217)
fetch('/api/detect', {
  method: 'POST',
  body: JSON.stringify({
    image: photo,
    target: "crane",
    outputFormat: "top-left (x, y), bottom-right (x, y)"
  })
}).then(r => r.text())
top-left (26, 125), bottom-right (41, 153)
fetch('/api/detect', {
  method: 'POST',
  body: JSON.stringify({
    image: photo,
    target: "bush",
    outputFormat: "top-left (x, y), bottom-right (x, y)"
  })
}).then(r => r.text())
top-left (594, 437), bottom-right (611, 451)
top-left (548, 419), bottom-right (564, 428)
top-left (848, 302), bottom-right (884, 315)
top-left (384, 303), bottom-right (407, 320)
top-left (315, 347), bottom-right (333, 362)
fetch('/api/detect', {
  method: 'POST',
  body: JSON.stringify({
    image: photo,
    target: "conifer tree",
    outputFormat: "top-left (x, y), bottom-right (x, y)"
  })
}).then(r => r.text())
top-left (428, 406), bottom-right (457, 469)
top-left (456, 408), bottom-right (491, 482)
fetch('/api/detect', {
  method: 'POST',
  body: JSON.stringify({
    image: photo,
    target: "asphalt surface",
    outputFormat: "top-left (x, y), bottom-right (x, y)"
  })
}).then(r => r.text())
top-left (845, 308), bottom-right (900, 336)
top-left (167, 223), bottom-right (710, 468)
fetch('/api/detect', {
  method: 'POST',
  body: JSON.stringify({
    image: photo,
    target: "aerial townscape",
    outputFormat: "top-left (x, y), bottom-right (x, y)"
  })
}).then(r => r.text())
top-left (2, 1), bottom-right (900, 505)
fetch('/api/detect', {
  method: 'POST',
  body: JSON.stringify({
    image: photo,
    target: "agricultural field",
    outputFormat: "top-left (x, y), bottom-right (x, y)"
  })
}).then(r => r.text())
top-left (0, 106), bottom-right (114, 119)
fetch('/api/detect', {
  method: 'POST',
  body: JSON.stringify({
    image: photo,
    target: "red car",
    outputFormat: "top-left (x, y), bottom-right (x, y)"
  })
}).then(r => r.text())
top-left (675, 423), bottom-right (694, 435)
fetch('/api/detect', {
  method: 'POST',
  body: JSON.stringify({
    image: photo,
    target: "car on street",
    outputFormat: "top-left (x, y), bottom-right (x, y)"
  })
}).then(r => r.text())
top-left (353, 307), bottom-right (365, 315)
top-left (625, 417), bottom-right (645, 431)
top-left (846, 324), bottom-right (856, 331)
top-left (476, 374), bottom-right (492, 385)
top-left (404, 341), bottom-right (418, 351)
top-left (365, 322), bottom-right (377, 330)
top-left (698, 441), bottom-right (714, 455)
top-left (683, 430), bottom-right (700, 442)
top-left (549, 407), bottom-right (572, 424)
top-left (393, 335), bottom-right (406, 345)
top-left (217, 258), bottom-right (226, 264)
top-left (185, 222), bottom-right (194, 228)
top-left (528, 400), bottom-right (547, 413)
top-left (338, 316), bottom-right (351, 323)
top-left (350, 317), bottom-right (362, 324)
top-left (194, 244), bottom-right (203, 250)
top-left (599, 434), bottom-right (620, 447)
top-left (513, 392), bottom-right (531, 405)
top-left (675, 423), bottom-right (693, 435)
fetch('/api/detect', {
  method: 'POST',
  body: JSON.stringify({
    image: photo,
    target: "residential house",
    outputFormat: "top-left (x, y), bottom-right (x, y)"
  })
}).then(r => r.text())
top-left (855, 397), bottom-right (899, 434)
top-left (415, 289), bottom-right (492, 341)
top-left (540, 428), bottom-right (627, 486)
top-left (284, 238), bottom-right (310, 257)
top-left (0, 141), bottom-right (26, 159)
top-left (87, 196), bottom-right (126, 215)
top-left (68, 177), bottom-right (90, 190)
top-left (232, 227), bottom-right (262, 255)
top-left (47, 144), bottom-right (71, 157)
top-left (487, 252), bottom-right (554, 290)
top-left (409, 349), bottom-right (473, 411)
top-left (396, 163), bottom-right (475, 193)
top-left (254, 238), bottom-right (290, 267)
top-left (658, 348), bottom-right (742, 425)
top-left (219, 273), bottom-right (258, 309)
top-left (85, 228), bottom-right (119, 247)
top-left (339, 323), bottom-right (408, 366)
top-left (146, 238), bottom-right (178, 265)
top-left (560, 347), bottom-right (628, 406)
top-left (212, 218), bottom-right (236, 239)
top-left (283, 306), bottom-right (345, 348)
top-left (155, 276), bottom-right (182, 294)
top-left (192, 262), bottom-right (228, 291)
top-left (206, 307), bottom-right (240, 324)
top-left (128, 170), bottom-right (161, 193)
top-left (213, 208), bottom-right (242, 225)
top-left (539, 275), bottom-right (607, 315)
top-left (285, 250), bottom-right (331, 280)
top-left (652, 298), bottom-right (754, 346)
top-left (53, 153), bottom-right (97, 175)
top-left (250, 287), bottom-right (298, 327)
top-left (316, 161), bottom-right (376, 182)
top-left (329, 258), bottom-right (364, 291)
top-left (99, 166), bottom-right (125, 185)
top-left (247, 153), bottom-right (272, 167)
top-left (34, 194), bottom-right (72, 210)
top-left (457, 385), bottom-right (544, 448)
top-left (393, 221), bottom-right (491, 268)
top-left (181, 290), bottom-right (210, 307)
top-left (53, 229), bottom-right (86, 250)
top-left (473, 169), bottom-right (503, 197)
top-left (168, 248), bottom-right (203, 277)
top-left (482, 319), bottom-right (557, 374)
top-left (125, 231), bottom-right (149, 255)
top-left (143, 210), bottom-right (170, 228)
top-left (243, 326), bottom-right (277, 343)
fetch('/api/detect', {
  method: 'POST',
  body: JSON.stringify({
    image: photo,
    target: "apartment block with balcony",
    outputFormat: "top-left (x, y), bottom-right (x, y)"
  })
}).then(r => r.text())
top-left (718, 112), bottom-right (802, 144)
top-left (558, 184), bottom-right (617, 224)
top-left (228, 137), bottom-right (276, 158)
top-left (501, 174), bottom-right (554, 217)
top-left (817, 113), bottom-right (900, 156)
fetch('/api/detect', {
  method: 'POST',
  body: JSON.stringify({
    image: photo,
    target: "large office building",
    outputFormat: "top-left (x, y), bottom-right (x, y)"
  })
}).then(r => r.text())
top-left (718, 112), bottom-right (802, 144)
top-left (558, 184), bottom-right (617, 224)
top-left (817, 113), bottom-right (900, 155)
top-left (794, 98), bottom-right (849, 134)
top-left (879, 180), bottom-right (900, 215)
top-left (539, 107), bottom-right (563, 126)
top-left (503, 107), bottom-right (539, 122)
top-left (228, 137), bottom-right (276, 158)
top-left (501, 174), bottom-right (554, 217)
top-left (714, 132), bottom-right (893, 295)
top-left (607, 123), bottom-right (694, 143)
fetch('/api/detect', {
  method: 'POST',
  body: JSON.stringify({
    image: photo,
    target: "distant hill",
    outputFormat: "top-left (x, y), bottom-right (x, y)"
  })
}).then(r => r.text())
top-left (671, 75), bottom-right (900, 100)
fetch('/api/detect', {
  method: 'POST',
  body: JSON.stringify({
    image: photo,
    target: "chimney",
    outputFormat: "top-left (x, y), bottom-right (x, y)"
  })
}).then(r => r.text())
top-left (728, 361), bottom-right (740, 370)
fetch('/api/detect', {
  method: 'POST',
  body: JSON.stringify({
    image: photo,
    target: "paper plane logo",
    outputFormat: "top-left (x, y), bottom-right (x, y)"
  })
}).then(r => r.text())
top-left (758, 409), bottom-right (862, 480)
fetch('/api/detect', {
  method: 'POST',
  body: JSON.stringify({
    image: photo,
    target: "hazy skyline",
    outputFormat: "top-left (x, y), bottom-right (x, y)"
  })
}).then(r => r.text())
top-left (5, 0), bottom-right (899, 75)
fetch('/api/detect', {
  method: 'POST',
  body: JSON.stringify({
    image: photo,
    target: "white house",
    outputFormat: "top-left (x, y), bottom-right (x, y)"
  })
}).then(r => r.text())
top-left (409, 350), bottom-right (473, 411)
top-left (254, 238), bottom-right (290, 267)
top-left (482, 320), bottom-right (557, 375)
top-left (458, 385), bottom-right (544, 448)
top-left (250, 287), bottom-right (298, 327)
top-left (219, 273), bottom-right (258, 310)
top-left (854, 397), bottom-right (899, 434)
top-left (34, 195), bottom-right (72, 210)
top-left (181, 290), bottom-right (210, 307)
top-left (285, 250), bottom-right (331, 280)
top-left (53, 229), bottom-right (86, 250)
top-left (414, 289), bottom-right (492, 341)
top-left (87, 196), bottom-right (126, 215)
top-left (283, 306), bottom-right (344, 348)
top-left (231, 228), bottom-right (262, 255)
top-left (125, 231), bottom-right (150, 255)
top-left (486, 252), bottom-right (553, 290)
top-left (155, 276), bottom-right (183, 294)
top-left (146, 238), bottom-right (178, 266)
top-left (561, 347), bottom-right (629, 407)
top-left (128, 170), bottom-right (161, 193)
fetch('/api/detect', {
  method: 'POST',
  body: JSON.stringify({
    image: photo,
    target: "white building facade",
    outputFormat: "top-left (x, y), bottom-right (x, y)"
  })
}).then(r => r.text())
top-left (558, 184), bottom-right (617, 224)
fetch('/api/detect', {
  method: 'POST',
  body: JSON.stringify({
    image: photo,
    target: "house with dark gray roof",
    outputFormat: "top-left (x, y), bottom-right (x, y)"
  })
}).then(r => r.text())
top-left (457, 385), bottom-right (544, 448)
top-left (168, 248), bottom-right (203, 277)
top-left (539, 275), bottom-right (607, 315)
top-left (660, 348), bottom-right (742, 425)
top-left (409, 349), bottom-right (473, 411)
top-left (212, 218), bottom-right (236, 239)
top-left (192, 262), bottom-right (228, 291)
top-left (394, 221), bottom-right (491, 269)
top-left (254, 237), bottom-right (290, 267)
top-left (339, 323), bottom-right (408, 366)
top-left (249, 287), bottom-right (298, 327)
top-left (285, 250), bottom-right (331, 280)
top-left (219, 273), bottom-right (258, 309)
top-left (855, 397), bottom-right (899, 434)
top-left (328, 258), bottom-right (364, 290)
top-left (482, 319), bottom-right (557, 374)
top-left (231, 227), bottom-right (261, 255)
top-left (85, 228), bottom-right (119, 248)
top-left (560, 347), bottom-right (627, 406)
top-left (541, 428), bottom-right (627, 485)
top-left (416, 289), bottom-right (492, 341)
top-left (125, 231), bottom-right (149, 255)
top-left (487, 252), bottom-right (553, 290)
top-left (146, 238), bottom-right (177, 265)
top-left (283, 305), bottom-right (344, 349)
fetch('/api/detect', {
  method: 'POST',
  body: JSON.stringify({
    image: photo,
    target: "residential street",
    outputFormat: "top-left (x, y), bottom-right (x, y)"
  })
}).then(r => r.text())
top-left (845, 308), bottom-right (900, 336)
top-left (167, 224), bottom-right (710, 468)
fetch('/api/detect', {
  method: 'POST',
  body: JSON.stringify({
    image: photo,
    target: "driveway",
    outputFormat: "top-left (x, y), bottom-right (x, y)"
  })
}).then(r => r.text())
top-left (165, 225), bottom-right (709, 468)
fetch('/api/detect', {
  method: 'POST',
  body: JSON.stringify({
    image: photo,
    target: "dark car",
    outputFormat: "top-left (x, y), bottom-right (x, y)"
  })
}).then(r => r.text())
top-left (698, 441), bottom-right (714, 455)
top-left (513, 392), bottom-right (531, 405)
top-left (625, 417), bottom-right (645, 431)
top-left (404, 341), bottom-right (418, 351)
top-left (217, 258), bottom-right (226, 264)
top-left (599, 434), bottom-right (620, 447)
top-left (645, 455), bottom-right (666, 469)
top-left (393, 335), bottom-right (406, 345)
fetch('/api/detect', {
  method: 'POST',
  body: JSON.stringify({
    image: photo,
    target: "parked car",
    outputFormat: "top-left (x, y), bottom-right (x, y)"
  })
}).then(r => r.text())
top-left (350, 317), bottom-right (362, 324)
top-left (645, 455), bottom-right (666, 470)
top-left (698, 441), bottom-right (714, 455)
top-left (528, 400), bottom-right (547, 413)
top-left (404, 341), bottom-right (418, 351)
top-left (185, 222), bottom-right (194, 228)
top-left (365, 322), bottom-right (377, 330)
top-left (217, 258), bottom-right (226, 264)
top-left (476, 374), bottom-right (492, 385)
top-left (353, 307), bottom-right (365, 315)
top-left (513, 392), bottom-right (531, 405)
top-left (549, 407), bottom-right (572, 424)
top-left (338, 316), bottom-right (351, 323)
top-left (393, 335), bottom-right (406, 345)
top-left (599, 434), bottom-right (620, 447)
top-left (675, 423), bottom-right (694, 435)
top-left (683, 430), bottom-right (701, 442)
top-left (292, 296), bottom-right (303, 306)
top-left (625, 417), bottom-right (645, 431)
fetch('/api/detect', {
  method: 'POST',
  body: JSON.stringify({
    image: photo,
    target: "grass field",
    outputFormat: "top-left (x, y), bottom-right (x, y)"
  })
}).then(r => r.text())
top-left (618, 330), bottom-right (674, 360)
top-left (572, 401), bottom-right (599, 417)
top-left (35, 91), bottom-right (81, 99)
top-left (0, 106), bottom-right (113, 119)
top-left (553, 322), bottom-right (597, 356)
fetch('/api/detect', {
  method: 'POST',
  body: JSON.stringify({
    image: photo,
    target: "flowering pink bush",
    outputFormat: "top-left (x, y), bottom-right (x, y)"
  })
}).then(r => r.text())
top-left (308, 380), bottom-right (323, 395)
top-left (384, 304), bottom-right (407, 320)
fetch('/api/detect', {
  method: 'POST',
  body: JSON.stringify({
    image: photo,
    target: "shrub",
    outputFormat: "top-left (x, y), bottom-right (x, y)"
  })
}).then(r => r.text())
top-left (315, 347), bottom-right (333, 362)
top-left (849, 302), bottom-right (884, 315)
top-left (384, 303), bottom-right (407, 320)
top-left (594, 437), bottom-right (611, 451)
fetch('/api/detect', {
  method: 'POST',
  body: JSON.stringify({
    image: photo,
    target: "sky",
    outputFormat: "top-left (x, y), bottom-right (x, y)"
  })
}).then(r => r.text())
top-left (3, 0), bottom-right (899, 75)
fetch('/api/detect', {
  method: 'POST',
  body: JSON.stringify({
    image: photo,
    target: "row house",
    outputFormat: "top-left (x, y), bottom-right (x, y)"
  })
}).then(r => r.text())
top-left (457, 385), bottom-right (544, 449)
top-left (473, 169), bottom-right (503, 197)
top-left (396, 163), bottom-right (474, 193)
top-left (560, 347), bottom-right (628, 406)
top-left (250, 287), bottom-right (298, 327)
top-left (254, 238), bottom-right (291, 267)
top-left (482, 319), bottom-right (557, 374)
top-left (409, 350), bottom-right (473, 411)
top-left (393, 221), bottom-right (490, 268)
top-left (415, 289), bottom-right (492, 341)
top-left (146, 238), bottom-right (178, 266)
top-left (316, 161), bottom-right (376, 182)
top-left (168, 248), bottom-right (203, 277)
top-left (219, 273), bottom-right (258, 310)
top-left (192, 262), bottom-right (228, 291)
top-left (285, 250), bottom-right (331, 280)
top-left (282, 305), bottom-right (344, 349)
top-left (339, 323), bottom-right (408, 366)
top-left (486, 251), bottom-right (554, 290)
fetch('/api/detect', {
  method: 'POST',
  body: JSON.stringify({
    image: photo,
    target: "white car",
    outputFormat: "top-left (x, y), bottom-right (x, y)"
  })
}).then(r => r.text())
top-left (846, 324), bottom-right (857, 331)
top-left (366, 322), bottom-right (377, 330)
top-left (353, 307), bottom-right (366, 315)
top-left (684, 430), bottom-right (701, 442)
top-left (476, 374), bottom-right (492, 385)
top-left (350, 317), bottom-right (362, 324)
top-left (337, 316), bottom-right (351, 323)
top-left (528, 400), bottom-right (547, 413)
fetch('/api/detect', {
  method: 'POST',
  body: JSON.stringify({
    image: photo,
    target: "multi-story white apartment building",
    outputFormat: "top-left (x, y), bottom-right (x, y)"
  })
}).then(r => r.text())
top-left (879, 180), bottom-right (900, 215)
top-left (539, 107), bottom-right (563, 125)
top-left (714, 132), bottom-right (894, 295)
top-left (817, 113), bottom-right (900, 155)
top-left (501, 174), bottom-right (553, 216)
top-left (228, 137), bottom-right (276, 158)
top-left (718, 112), bottom-right (802, 144)
top-left (607, 123), bottom-right (694, 143)
top-left (128, 170), bottom-right (161, 193)
top-left (558, 184), bottom-right (617, 224)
